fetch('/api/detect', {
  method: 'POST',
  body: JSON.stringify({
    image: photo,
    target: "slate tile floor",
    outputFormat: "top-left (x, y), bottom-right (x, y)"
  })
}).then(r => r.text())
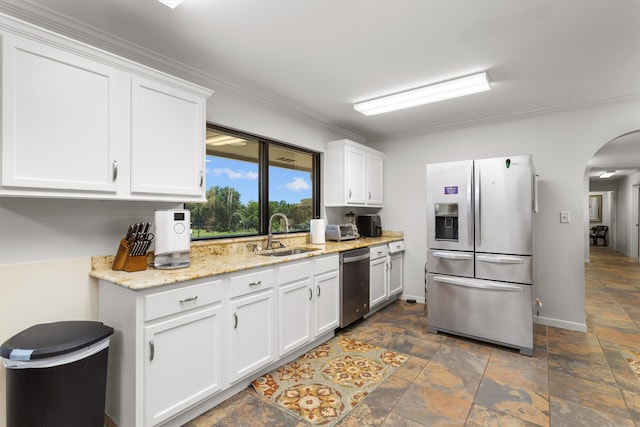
top-left (184, 246), bottom-right (640, 426)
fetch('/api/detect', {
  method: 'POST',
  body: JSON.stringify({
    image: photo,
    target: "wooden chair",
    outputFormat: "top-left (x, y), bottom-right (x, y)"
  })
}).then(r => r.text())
top-left (590, 226), bottom-right (608, 246)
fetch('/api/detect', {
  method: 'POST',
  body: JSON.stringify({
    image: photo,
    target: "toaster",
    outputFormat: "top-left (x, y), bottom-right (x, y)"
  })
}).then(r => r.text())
top-left (325, 224), bottom-right (359, 241)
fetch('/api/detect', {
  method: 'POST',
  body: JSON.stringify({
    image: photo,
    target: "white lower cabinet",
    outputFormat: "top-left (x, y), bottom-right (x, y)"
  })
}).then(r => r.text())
top-left (229, 268), bottom-right (275, 383)
top-left (99, 277), bottom-right (225, 427)
top-left (99, 255), bottom-right (342, 426)
top-left (144, 304), bottom-right (222, 426)
top-left (278, 261), bottom-right (313, 356)
top-left (389, 252), bottom-right (404, 297)
top-left (370, 242), bottom-right (405, 312)
top-left (370, 245), bottom-right (390, 308)
top-left (313, 255), bottom-right (340, 336)
top-left (277, 255), bottom-right (339, 357)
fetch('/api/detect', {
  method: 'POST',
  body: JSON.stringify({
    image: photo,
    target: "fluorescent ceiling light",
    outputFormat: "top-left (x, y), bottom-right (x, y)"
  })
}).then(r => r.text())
top-left (599, 170), bottom-right (616, 178)
top-left (158, 0), bottom-right (183, 9)
top-left (206, 135), bottom-right (247, 147)
top-left (354, 72), bottom-right (491, 116)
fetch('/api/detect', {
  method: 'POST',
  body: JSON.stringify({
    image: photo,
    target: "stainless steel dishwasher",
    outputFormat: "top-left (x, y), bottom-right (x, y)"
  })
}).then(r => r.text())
top-left (339, 247), bottom-right (370, 327)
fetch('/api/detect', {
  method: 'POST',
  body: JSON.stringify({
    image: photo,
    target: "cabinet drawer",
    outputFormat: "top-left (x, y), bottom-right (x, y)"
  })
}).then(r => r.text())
top-left (427, 249), bottom-right (474, 278)
top-left (230, 268), bottom-right (274, 298)
top-left (475, 254), bottom-right (533, 285)
top-left (278, 260), bottom-right (312, 285)
top-left (314, 254), bottom-right (339, 275)
top-left (370, 245), bottom-right (389, 259)
top-left (145, 280), bottom-right (222, 321)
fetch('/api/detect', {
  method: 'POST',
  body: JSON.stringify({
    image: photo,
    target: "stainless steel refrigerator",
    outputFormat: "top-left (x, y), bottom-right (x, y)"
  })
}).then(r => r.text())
top-left (426, 155), bottom-right (537, 356)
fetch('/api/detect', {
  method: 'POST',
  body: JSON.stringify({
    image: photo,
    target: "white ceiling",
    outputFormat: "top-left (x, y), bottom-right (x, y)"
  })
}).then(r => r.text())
top-left (2, 0), bottom-right (639, 174)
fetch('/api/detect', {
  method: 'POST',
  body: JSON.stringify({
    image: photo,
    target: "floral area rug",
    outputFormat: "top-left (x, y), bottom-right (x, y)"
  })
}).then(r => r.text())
top-left (251, 335), bottom-right (408, 426)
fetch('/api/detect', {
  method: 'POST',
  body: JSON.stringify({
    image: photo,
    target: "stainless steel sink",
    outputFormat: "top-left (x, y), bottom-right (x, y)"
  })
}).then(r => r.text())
top-left (258, 248), bottom-right (317, 257)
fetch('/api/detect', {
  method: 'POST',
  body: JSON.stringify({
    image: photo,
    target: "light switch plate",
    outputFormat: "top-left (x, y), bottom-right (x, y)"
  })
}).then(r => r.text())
top-left (560, 211), bottom-right (570, 223)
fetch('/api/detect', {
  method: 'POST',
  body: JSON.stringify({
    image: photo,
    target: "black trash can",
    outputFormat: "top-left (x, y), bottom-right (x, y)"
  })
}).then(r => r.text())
top-left (1, 321), bottom-right (114, 427)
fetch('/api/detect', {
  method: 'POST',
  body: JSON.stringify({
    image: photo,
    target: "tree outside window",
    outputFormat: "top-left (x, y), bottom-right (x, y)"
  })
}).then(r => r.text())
top-left (187, 126), bottom-right (319, 239)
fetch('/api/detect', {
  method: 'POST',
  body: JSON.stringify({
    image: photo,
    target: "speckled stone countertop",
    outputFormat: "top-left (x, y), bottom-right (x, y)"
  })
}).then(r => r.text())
top-left (90, 231), bottom-right (404, 290)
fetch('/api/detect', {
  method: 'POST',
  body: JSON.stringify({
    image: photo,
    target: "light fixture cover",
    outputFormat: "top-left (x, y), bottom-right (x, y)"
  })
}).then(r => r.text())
top-left (599, 170), bottom-right (616, 178)
top-left (354, 72), bottom-right (491, 116)
top-left (158, 0), bottom-right (183, 9)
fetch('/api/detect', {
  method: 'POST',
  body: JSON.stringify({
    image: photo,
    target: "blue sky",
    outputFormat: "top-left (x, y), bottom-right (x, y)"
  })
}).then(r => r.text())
top-left (206, 156), bottom-right (312, 204)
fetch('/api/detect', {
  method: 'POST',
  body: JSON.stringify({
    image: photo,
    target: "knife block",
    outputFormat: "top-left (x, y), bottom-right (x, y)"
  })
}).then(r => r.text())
top-left (112, 238), bottom-right (148, 272)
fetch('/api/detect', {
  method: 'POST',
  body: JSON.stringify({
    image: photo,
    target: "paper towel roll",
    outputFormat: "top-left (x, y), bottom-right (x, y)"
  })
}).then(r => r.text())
top-left (310, 219), bottom-right (326, 244)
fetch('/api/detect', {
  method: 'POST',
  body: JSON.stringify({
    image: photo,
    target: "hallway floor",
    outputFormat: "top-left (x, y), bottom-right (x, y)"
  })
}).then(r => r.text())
top-left (184, 246), bottom-right (640, 426)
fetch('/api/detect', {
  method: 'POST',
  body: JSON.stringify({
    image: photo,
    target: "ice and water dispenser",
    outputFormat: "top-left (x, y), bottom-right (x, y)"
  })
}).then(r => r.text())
top-left (434, 203), bottom-right (459, 241)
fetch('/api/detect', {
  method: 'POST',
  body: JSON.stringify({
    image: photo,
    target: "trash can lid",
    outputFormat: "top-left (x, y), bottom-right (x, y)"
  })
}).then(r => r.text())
top-left (0, 321), bottom-right (114, 361)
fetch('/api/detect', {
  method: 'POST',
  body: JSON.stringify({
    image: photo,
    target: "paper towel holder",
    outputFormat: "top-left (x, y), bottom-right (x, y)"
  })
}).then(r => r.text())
top-left (309, 218), bottom-right (326, 244)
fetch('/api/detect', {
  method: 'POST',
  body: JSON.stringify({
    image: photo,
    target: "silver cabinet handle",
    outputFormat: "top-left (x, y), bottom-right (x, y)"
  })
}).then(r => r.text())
top-left (369, 191), bottom-right (372, 200)
top-left (348, 189), bottom-right (352, 199)
top-left (179, 295), bottom-right (198, 303)
top-left (309, 288), bottom-right (313, 300)
top-left (317, 286), bottom-right (321, 297)
top-left (112, 160), bottom-right (118, 181)
top-left (249, 281), bottom-right (262, 286)
top-left (233, 313), bottom-right (238, 329)
top-left (149, 340), bottom-right (155, 361)
top-left (199, 170), bottom-right (204, 187)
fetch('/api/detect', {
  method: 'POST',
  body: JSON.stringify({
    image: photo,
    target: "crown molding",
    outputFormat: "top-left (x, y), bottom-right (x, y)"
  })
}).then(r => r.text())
top-left (0, 0), bottom-right (362, 142)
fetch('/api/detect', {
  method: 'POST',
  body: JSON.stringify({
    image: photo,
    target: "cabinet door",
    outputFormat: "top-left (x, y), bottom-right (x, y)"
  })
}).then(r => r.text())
top-left (131, 76), bottom-right (205, 200)
top-left (345, 146), bottom-right (366, 204)
top-left (370, 256), bottom-right (388, 308)
top-left (366, 153), bottom-right (384, 206)
top-left (278, 278), bottom-right (312, 356)
top-left (389, 253), bottom-right (403, 297)
top-left (144, 304), bottom-right (223, 427)
top-left (230, 289), bottom-right (275, 382)
top-left (1, 34), bottom-right (124, 194)
top-left (314, 270), bottom-right (339, 336)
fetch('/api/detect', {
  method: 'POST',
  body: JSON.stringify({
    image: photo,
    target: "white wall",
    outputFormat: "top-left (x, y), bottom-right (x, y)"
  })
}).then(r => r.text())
top-left (370, 97), bottom-right (640, 332)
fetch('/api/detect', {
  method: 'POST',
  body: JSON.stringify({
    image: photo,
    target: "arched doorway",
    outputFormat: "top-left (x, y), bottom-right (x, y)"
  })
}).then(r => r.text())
top-left (586, 130), bottom-right (640, 260)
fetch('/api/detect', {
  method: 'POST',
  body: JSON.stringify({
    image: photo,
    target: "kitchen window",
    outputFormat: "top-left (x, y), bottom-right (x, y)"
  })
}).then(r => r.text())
top-left (186, 124), bottom-right (320, 239)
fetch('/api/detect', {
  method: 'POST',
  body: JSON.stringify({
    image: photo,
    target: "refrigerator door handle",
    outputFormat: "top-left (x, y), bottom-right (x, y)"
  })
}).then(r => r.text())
top-left (476, 254), bottom-right (525, 264)
top-left (433, 275), bottom-right (524, 292)
top-left (467, 162), bottom-right (473, 245)
top-left (475, 166), bottom-right (481, 246)
top-left (432, 251), bottom-right (474, 260)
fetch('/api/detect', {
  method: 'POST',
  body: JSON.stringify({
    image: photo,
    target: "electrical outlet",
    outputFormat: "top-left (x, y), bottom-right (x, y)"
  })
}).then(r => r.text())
top-left (560, 211), bottom-right (570, 223)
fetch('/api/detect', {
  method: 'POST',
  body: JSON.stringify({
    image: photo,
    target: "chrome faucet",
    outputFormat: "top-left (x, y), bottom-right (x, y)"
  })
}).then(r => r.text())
top-left (267, 213), bottom-right (289, 249)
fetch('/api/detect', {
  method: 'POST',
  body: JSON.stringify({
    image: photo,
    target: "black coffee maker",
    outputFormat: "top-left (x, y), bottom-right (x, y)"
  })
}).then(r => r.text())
top-left (357, 214), bottom-right (382, 237)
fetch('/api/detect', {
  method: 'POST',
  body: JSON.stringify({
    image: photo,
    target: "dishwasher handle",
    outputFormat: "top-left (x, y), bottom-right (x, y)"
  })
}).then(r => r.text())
top-left (342, 253), bottom-right (370, 263)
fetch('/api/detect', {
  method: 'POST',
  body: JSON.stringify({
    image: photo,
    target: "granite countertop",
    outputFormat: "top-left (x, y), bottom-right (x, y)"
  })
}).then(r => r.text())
top-left (90, 232), bottom-right (404, 291)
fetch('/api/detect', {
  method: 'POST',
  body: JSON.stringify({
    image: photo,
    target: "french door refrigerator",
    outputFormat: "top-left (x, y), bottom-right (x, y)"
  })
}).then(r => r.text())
top-left (426, 155), bottom-right (537, 356)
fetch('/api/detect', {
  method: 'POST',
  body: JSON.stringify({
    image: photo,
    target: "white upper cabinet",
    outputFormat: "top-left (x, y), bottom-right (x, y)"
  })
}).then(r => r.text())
top-left (1, 33), bottom-right (126, 195)
top-left (324, 139), bottom-right (384, 207)
top-left (130, 77), bottom-right (205, 199)
top-left (0, 16), bottom-right (211, 201)
top-left (367, 151), bottom-right (384, 205)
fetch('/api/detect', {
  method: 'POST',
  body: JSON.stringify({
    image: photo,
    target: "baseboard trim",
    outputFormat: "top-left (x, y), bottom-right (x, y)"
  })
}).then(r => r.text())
top-left (535, 316), bottom-right (587, 332)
